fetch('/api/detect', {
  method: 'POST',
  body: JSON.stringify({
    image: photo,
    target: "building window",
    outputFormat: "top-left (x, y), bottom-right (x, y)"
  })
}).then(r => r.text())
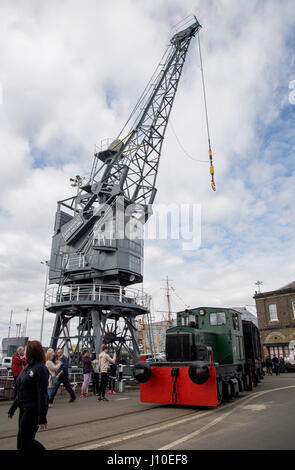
top-left (292, 300), bottom-right (295, 319)
top-left (269, 304), bottom-right (278, 322)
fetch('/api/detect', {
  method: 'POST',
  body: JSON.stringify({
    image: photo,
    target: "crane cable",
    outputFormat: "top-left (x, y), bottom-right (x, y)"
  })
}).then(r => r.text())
top-left (197, 31), bottom-right (216, 191)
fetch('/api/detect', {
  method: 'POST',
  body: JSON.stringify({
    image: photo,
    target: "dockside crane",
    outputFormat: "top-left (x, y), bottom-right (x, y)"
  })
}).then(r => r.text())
top-left (46, 15), bottom-right (213, 363)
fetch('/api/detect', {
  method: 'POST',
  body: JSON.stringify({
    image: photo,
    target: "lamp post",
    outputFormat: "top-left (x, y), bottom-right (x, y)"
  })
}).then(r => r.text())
top-left (70, 175), bottom-right (84, 211)
top-left (8, 309), bottom-right (13, 337)
top-left (255, 280), bottom-right (263, 294)
top-left (40, 261), bottom-right (50, 343)
top-left (23, 308), bottom-right (31, 337)
top-left (16, 323), bottom-right (21, 337)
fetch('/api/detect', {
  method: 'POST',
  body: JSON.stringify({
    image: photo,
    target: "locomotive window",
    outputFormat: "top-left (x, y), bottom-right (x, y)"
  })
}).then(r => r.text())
top-left (210, 312), bottom-right (226, 326)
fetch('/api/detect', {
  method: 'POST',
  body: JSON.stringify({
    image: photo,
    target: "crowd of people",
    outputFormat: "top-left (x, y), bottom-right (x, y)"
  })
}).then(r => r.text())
top-left (8, 342), bottom-right (288, 451)
top-left (264, 354), bottom-right (286, 375)
top-left (7, 341), bottom-right (118, 450)
top-left (80, 345), bottom-right (117, 400)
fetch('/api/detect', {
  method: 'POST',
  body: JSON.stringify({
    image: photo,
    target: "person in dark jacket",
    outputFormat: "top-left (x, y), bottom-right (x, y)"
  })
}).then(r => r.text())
top-left (272, 355), bottom-right (280, 375)
top-left (11, 347), bottom-right (27, 399)
top-left (107, 363), bottom-right (117, 395)
top-left (265, 355), bottom-right (273, 376)
top-left (279, 356), bottom-right (286, 373)
top-left (49, 349), bottom-right (76, 404)
top-left (8, 340), bottom-right (49, 450)
top-left (81, 350), bottom-right (92, 397)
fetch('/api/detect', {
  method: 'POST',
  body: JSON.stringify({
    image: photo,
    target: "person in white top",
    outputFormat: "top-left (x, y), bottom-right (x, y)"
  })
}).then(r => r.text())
top-left (45, 349), bottom-right (61, 407)
top-left (97, 345), bottom-right (116, 402)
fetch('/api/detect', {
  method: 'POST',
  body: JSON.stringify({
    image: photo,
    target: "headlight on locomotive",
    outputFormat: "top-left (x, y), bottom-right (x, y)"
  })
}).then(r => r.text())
top-left (188, 362), bottom-right (210, 384)
top-left (133, 362), bottom-right (152, 383)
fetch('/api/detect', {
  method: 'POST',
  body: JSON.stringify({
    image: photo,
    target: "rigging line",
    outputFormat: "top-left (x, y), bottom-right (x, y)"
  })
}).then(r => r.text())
top-left (197, 32), bottom-right (211, 151)
top-left (169, 120), bottom-right (208, 163)
top-left (197, 31), bottom-right (216, 191)
top-left (170, 286), bottom-right (189, 308)
top-left (117, 44), bottom-right (172, 139)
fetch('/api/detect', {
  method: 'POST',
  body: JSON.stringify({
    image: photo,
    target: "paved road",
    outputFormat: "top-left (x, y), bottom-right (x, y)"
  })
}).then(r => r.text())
top-left (0, 373), bottom-right (294, 451)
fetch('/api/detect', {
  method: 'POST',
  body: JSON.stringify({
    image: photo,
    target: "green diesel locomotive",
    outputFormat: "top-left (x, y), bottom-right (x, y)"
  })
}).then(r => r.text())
top-left (134, 307), bottom-right (264, 406)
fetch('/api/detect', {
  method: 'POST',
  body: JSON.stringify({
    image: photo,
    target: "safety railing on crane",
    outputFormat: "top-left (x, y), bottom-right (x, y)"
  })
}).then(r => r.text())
top-left (46, 284), bottom-right (150, 310)
top-left (170, 14), bottom-right (199, 37)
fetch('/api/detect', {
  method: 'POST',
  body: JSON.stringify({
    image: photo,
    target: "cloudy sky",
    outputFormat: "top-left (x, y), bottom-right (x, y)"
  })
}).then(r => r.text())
top-left (0, 0), bottom-right (295, 348)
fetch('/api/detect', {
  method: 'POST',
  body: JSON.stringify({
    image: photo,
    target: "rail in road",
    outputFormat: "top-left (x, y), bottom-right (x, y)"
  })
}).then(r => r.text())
top-left (1, 375), bottom-right (295, 450)
top-left (66, 383), bottom-right (295, 450)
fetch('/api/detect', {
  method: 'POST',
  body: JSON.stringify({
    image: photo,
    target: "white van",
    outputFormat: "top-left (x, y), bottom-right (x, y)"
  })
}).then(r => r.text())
top-left (1, 357), bottom-right (12, 369)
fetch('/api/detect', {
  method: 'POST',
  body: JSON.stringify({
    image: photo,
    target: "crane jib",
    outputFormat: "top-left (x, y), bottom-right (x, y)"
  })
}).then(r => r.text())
top-left (101, 17), bottom-right (203, 206)
top-left (170, 19), bottom-right (202, 45)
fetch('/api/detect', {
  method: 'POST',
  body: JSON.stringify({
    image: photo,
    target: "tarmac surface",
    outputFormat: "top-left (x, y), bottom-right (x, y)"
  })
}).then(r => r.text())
top-left (0, 373), bottom-right (295, 451)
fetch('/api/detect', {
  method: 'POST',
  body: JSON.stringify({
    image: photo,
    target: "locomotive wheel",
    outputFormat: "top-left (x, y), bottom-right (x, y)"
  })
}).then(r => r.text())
top-left (243, 373), bottom-right (253, 391)
top-left (217, 381), bottom-right (223, 405)
top-left (253, 373), bottom-right (258, 387)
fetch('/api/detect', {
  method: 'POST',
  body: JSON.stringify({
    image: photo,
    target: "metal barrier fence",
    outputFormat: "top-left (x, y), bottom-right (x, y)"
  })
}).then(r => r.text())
top-left (0, 365), bottom-right (137, 401)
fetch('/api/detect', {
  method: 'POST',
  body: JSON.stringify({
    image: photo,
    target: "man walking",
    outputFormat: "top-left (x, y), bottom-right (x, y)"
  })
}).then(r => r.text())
top-left (49, 349), bottom-right (76, 404)
top-left (11, 347), bottom-right (26, 398)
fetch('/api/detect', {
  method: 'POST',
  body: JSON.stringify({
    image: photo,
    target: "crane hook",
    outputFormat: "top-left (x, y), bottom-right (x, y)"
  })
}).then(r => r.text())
top-left (209, 149), bottom-right (216, 191)
top-left (198, 32), bottom-right (216, 192)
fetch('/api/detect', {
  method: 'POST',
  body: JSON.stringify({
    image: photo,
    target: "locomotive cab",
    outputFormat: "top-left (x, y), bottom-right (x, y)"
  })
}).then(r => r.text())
top-left (166, 307), bottom-right (245, 365)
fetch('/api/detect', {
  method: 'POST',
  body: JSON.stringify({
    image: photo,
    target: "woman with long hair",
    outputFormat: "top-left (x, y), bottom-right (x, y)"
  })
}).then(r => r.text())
top-left (45, 349), bottom-right (61, 407)
top-left (8, 340), bottom-right (49, 450)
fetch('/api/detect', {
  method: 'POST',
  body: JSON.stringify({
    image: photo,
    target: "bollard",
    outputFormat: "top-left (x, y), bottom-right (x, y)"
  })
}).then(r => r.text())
top-left (118, 364), bottom-right (125, 393)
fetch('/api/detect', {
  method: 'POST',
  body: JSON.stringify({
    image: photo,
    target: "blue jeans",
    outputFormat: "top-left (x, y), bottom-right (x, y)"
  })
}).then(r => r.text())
top-left (48, 387), bottom-right (55, 404)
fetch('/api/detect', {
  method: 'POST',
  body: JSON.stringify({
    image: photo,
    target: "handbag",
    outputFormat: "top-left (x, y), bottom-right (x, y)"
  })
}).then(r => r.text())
top-left (51, 375), bottom-right (59, 387)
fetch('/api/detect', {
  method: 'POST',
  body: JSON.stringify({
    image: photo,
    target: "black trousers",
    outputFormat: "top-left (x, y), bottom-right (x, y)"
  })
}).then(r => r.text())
top-left (50, 375), bottom-right (76, 403)
top-left (98, 372), bottom-right (109, 398)
top-left (13, 377), bottom-right (18, 399)
top-left (92, 373), bottom-right (100, 394)
top-left (108, 376), bottom-right (116, 392)
top-left (17, 407), bottom-right (46, 451)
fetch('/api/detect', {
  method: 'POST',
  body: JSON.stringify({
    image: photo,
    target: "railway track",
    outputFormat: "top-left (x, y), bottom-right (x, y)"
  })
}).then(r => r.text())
top-left (63, 384), bottom-right (295, 450)
top-left (0, 404), bottom-right (161, 441)
top-left (57, 407), bottom-right (206, 450)
top-left (0, 401), bottom-right (204, 450)
top-left (2, 383), bottom-right (294, 450)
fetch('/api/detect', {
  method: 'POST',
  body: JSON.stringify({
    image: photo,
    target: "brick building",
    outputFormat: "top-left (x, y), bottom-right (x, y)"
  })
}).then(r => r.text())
top-left (254, 281), bottom-right (295, 358)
